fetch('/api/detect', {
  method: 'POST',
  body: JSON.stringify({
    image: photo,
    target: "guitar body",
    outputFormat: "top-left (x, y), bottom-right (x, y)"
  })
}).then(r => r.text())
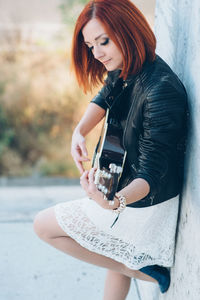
top-left (92, 109), bottom-right (127, 200)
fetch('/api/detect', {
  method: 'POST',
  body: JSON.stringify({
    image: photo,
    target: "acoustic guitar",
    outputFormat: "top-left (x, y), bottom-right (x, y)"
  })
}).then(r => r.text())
top-left (92, 109), bottom-right (127, 201)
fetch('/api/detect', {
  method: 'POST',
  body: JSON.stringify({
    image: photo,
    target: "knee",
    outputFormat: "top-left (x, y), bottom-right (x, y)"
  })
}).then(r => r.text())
top-left (33, 210), bottom-right (50, 240)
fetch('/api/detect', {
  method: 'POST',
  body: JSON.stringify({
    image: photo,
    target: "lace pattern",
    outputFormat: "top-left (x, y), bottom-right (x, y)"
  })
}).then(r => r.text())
top-left (54, 196), bottom-right (179, 270)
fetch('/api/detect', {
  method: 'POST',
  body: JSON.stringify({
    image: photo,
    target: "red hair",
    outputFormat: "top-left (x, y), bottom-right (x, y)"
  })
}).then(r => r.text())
top-left (71, 0), bottom-right (156, 93)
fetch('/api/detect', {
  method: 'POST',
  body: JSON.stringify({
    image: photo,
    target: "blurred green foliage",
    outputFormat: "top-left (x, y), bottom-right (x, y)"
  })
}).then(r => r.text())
top-left (0, 104), bottom-right (15, 155)
top-left (0, 45), bottom-right (92, 177)
top-left (59, 0), bottom-right (89, 26)
top-left (0, 0), bottom-right (101, 178)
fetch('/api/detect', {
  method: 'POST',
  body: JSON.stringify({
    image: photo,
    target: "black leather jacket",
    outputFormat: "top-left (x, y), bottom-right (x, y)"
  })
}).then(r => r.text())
top-left (91, 55), bottom-right (188, 208)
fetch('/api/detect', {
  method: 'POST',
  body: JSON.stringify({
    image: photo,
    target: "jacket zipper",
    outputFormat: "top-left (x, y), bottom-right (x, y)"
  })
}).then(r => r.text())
top-left (122, 95), bottom-right (136, 149)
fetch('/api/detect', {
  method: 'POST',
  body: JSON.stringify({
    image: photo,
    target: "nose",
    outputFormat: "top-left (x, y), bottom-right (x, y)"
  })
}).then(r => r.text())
top-left (93, 46), bottom-right (104, 60)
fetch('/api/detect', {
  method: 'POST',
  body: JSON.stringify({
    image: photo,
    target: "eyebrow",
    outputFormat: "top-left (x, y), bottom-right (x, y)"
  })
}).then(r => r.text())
top-left (84, 33), bottom-right (107, 44)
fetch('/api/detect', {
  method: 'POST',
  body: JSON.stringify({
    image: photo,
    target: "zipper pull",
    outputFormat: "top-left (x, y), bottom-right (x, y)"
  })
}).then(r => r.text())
top-left (123, 81), bottom-right (128, 89)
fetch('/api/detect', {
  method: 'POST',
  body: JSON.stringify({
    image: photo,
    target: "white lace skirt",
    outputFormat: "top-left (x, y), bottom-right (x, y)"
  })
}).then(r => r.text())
top-left (54, 195), bottom-right (179, 270)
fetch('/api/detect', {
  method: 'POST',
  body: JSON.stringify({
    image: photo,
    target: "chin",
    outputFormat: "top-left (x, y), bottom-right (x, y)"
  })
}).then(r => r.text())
top-left (105, 65), bottom-right (117, 71)
top-left (105, 64), bottom-right (122, 71)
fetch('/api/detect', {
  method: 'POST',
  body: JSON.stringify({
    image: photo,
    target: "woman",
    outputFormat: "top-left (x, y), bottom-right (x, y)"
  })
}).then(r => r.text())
top-left (34, 0), bottom-right (188, 298)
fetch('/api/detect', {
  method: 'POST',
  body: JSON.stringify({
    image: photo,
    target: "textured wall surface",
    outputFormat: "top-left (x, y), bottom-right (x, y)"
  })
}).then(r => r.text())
top-left (155, 1), bottom-right (200, 299)
top-left (134, 1), bottom-right (200, 299)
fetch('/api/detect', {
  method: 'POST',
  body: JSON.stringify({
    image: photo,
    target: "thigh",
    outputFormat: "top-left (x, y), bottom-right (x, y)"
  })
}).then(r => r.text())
top-left (33, 206), bottom-right (69, 239)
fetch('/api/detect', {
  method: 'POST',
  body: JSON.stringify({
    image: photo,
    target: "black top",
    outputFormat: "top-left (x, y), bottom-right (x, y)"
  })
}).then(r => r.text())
top-left (91, 55), bottom-right (188, 207)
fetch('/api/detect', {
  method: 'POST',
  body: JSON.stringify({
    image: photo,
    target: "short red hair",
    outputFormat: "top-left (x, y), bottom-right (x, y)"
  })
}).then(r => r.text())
top-left (71, 0), bottom-right (156, 93)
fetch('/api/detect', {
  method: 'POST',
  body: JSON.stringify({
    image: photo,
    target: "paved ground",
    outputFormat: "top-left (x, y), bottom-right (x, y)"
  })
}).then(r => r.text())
top-left (0, 185), bottom-right (144, 300)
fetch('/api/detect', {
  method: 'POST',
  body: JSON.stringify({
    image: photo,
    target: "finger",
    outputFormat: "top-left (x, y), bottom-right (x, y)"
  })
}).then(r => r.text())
top-left (80, 171), bottom-right (89, 189)
top-left (72, 148), bottom-right (90, 161)
top-left (88, 168), bottom-right (97, 185)
top-left (79, 157), bottom-right (90, 162)
top-left (75, 161), bottom-right (84, 174)
top-left (80, 170), bottom-right (89, 180)
top-left (72, 150), bottom-right (90, 162)
top-left (79, 141), bottom-right (89, 158)
top-left (72, 154), bottom-right (89, 174)
top-left (72, 155), bottom-right (84, 173)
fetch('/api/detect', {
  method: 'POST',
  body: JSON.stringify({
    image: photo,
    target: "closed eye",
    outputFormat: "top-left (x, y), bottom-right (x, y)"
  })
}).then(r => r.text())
top-left (87, 38), bottom-right (110, 51)
top-left (101, 38), bottom-right (109, 46)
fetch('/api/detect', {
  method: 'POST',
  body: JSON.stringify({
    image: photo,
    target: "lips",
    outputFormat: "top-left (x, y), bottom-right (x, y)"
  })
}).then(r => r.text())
top-left (102, 59), bottom-right (111, 65)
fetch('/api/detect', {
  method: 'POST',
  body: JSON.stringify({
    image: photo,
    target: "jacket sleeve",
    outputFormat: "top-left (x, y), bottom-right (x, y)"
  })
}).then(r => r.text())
top-left (90, 70), bottom-right (120, 110)
top-left (135, 80), bottom-right (187, 196)
top-left (90, 85), bottom-right (108, 110)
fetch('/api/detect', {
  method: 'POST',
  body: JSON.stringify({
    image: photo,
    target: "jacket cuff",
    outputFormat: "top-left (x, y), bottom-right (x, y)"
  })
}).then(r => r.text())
top-left (134, 173), bottom-right (158, 197)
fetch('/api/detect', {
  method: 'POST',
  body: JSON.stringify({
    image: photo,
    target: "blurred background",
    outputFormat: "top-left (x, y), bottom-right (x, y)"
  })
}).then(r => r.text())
top-left (0, 0), bottom-right (155, 180)
top-left (0, 2), bottom-right (157, 300)
top-left (1, 2), bottom-right (199, 299)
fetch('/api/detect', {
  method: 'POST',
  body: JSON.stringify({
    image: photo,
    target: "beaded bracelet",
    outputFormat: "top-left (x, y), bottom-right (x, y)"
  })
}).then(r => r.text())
top-left (113, 193), bottom-right (126, 214)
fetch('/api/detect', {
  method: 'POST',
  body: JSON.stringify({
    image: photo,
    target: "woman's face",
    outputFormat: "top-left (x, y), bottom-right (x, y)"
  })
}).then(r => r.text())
top-left (82, 18), bottom-right (123, 71)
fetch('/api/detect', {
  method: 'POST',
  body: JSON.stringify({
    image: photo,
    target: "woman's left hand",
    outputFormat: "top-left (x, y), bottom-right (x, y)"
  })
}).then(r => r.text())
top-left (80, 168), bottom-right (119, 210)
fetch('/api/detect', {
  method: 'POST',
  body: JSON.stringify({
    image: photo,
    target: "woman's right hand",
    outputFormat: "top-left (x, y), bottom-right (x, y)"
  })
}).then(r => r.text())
top-left (70, 103), bottom-right (105, 174)
top-left (71, 130), bottom-right (90, 174)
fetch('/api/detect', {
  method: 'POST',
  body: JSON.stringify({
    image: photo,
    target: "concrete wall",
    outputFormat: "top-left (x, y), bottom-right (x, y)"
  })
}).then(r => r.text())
top-left (155, 0), bottom-right (200, 300)
top-left (155, 1), bottom-right (200, 298)
top-left (134, 1), bottom-right (200, 299)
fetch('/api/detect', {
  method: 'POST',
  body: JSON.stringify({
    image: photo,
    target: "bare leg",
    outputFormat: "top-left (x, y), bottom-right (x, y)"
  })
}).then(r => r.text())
top-left (33, 207), bottom-right (158, 284)
top-left (103, 270), bottom-right (131, 300)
